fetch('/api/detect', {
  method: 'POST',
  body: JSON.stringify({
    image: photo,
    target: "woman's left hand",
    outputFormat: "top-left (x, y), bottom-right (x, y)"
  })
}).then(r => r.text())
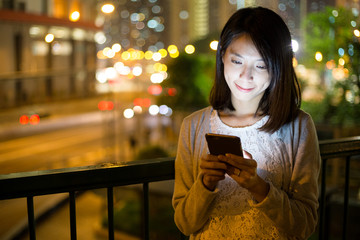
top-left (218, 150), bottom-right (270, 203)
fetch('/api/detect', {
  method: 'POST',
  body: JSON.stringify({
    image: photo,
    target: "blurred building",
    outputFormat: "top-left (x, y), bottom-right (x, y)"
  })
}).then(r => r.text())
top-left (1, 0), bottom-right (358, 109)
top-left (0, 0), bottom-right (100, 108)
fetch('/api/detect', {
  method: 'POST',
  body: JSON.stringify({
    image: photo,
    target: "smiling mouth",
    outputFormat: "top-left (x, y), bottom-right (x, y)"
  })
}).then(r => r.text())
top-left (235, 84), bottom-right (253, 93)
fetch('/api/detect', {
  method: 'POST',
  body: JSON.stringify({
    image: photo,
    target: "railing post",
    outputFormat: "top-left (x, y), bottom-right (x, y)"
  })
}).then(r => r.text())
top-left (342, 156), bottom-right (350, 240)
top-left (107, 187), bottom-right (114, 240)
top-left (69, 191), bottom-right (77, 240)
top-left (143, 182), bottom-right (149, 240)
top-left (319, 158), bottom-right (327, 240)
top-left (27, 196), bottom-right (36, 240)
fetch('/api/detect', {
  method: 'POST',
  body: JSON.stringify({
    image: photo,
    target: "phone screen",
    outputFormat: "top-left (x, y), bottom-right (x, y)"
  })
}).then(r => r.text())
top-left (205, 133), bottom-right (243, 156)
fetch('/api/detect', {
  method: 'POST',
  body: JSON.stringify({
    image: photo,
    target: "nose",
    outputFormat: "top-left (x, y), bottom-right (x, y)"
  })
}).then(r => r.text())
top-left (240, 65), bottom-right (253, 80)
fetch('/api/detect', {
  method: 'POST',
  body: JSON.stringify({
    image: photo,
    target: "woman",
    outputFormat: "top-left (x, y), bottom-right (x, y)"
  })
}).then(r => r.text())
top-left (172, 7), bottom-right (320, 239)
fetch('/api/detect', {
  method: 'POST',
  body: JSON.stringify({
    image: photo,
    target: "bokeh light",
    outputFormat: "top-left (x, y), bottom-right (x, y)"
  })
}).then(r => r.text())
top-left (123, 108), bottom-right (135, 118)
top-left (210, 40), bottom-right (218, 51)
top-left (101, 4), bottom-right (115, 14)
top-left (185, 44), bottom-right (195, 54)
top-left (315, 51), bottom-right (323, 62)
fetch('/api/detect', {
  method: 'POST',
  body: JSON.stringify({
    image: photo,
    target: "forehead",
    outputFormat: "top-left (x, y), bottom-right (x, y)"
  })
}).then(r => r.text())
top-left (226, 34), bottom-right (261, 57)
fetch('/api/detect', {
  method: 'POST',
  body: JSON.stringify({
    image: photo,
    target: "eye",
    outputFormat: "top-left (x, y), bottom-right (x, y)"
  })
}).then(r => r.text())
top-left (256, 61), bottom-right (267, 70)
top-left (231, 59), bottom-right (242, 64)
top-left (256, 65), bottom-right (267, 70)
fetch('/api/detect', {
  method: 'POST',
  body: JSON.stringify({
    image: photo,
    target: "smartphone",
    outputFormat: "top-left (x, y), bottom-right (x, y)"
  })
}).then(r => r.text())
top-left (205, 133), bottom-right (243, 156)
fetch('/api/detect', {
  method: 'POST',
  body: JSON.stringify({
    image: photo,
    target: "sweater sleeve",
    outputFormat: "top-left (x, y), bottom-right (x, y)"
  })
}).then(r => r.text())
top-left (172, 116), bottom-right (218, 236)
top-left (249, 113), bottom-right (321, 239)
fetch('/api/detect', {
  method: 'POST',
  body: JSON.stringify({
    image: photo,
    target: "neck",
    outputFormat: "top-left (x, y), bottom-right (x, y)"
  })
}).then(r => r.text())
top-left (231, 96), bottom-right (259, 117)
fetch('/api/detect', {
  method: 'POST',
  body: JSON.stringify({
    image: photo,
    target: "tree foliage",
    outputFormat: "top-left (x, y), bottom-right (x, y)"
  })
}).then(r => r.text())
top-left (158, 53), bottom-right (215, 112)
top-left (302, 6), bottom-right (357, 67)
top-left (301, 6), bottom-right (360, 126)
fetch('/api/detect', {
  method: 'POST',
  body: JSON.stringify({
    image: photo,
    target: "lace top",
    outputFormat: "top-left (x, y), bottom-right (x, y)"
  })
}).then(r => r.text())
top-left (172, 107), bottom-right (320, 240)
top-left (198, 110), bottom-right (285, 239)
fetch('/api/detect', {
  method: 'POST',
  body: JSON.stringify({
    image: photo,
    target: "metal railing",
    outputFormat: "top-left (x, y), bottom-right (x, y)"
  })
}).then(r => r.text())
top-left (318, 136), bottom-right (360, 240)
top-left (0, 136), bottom-right (360, 240)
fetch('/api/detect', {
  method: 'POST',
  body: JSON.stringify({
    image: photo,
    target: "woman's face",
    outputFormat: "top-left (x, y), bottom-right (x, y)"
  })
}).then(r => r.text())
top-left (222, 34), bottom-right (270, 110)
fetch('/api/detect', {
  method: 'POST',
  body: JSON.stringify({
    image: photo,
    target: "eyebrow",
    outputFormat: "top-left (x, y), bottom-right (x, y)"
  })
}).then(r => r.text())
top-left (229, 50), bottom-right (264, 62)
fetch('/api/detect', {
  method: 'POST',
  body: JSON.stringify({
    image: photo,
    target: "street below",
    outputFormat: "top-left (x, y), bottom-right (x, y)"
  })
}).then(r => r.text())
top-left (0, 96), bottom-right (178, 239)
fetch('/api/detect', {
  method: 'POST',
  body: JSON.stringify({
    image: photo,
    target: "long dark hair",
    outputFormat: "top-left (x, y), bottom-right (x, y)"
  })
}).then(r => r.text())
top-left (209, 7), bottom-right (301, 133)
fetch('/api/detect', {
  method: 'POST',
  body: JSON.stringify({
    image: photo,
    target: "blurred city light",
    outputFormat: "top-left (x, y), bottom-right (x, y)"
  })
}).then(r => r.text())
top-left (158, 48), bottom-right (168, 58)
top-left (326, 60), bottom-right (336, 69)
top-left (293, 57), bottom-right (298, 67)
top-left (185, 44), bottom-right (195, 54)
top-left (69, 11), bottom-right (80, 22)
top-left (315, 51), bottom-right (323, 62)
top-left (133, 105), bottom-right (143, 114)
top-left (105, 67), bottom-right (117, 79)
top-left (19, 115), bottom-right (29, 125)
top-left (338, 57), bottom-right (345, 66)
top-left (121, 51), bottom-right (131, 60)
top-left (149, 105), bottom-right (160, 115)
top-left (179, 10), bottom-right (189, 19)
top-left (167, 45), bottom-right (178, 54)
top-left (152, 52), bottom-right (162, 61)
top-left (95, 32), bottom-right (106, 44)
top-left (169, 51), bottom-right (179, 58)
top-left (148, 85), bottom-right (162, 95)
top-left (98, 101), bottom-right (114, 111)
top-left (150, 73), bottom-right (164, 83)
top-left (291, 39), bottom-right (299, 52)
top-left (103, 47), bottom-right (115, 58)
top-left (101, 3), bottom-right (115, 14)
top-left (20, 114), bottom-right (40, 125)
top-left (114, 61), bottom-right (124, 71)
top-left (119, 66), bottom-right (131, 75)
top-left (332, 67), bottom-right (349, 80)
top-left (132, 66), bottom-right (143, 76)
top-left (167, 88), bottom-right (177, 96)
top-left (133, 98), bottom-right (151, 107)
top-left (96, 70), bottom-right (107, 83)
top-left (45, 33), bottom-right (55, 43)
top-left (29, 114), bottom-right (40, 125)
top-left (123, 108), bottom-right (135, 118)
top-left (354, 29), bottom-right (360, 37)
top-left (112, 43), bottom-right (121, 52)
top-left (144, 51), bottom-right (154, 60)
top-left (210, 40), bottom-right (218, 51)
top-left (159, 105), bottom-right (173, 116)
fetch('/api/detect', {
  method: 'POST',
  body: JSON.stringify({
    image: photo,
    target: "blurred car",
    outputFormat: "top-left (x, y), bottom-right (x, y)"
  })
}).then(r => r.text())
top-left (19, 107), bottom-right (50, 125)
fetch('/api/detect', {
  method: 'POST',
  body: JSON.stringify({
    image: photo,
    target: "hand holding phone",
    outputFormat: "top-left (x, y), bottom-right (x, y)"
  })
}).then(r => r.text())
top-left (205, 133), bottom-right (243, 157)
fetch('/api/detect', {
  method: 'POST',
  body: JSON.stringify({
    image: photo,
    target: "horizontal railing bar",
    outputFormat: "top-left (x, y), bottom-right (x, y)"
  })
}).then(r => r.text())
top-left (0, 158), bottom-right (175, 200)
top-left (319, 136), bottom-right (360, 159)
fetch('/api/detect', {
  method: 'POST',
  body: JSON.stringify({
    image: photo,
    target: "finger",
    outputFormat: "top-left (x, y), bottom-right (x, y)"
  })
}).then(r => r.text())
top-left (220, 154), bottom-right (257, 169)
top-left (229, 167), bottom-right (241, 177)
top-left (200, 158), bottom-right (228, 170)
top-left (201, 168), bottom-right (226, 176)
top-left (204, 154), bottom-right (220, 161)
